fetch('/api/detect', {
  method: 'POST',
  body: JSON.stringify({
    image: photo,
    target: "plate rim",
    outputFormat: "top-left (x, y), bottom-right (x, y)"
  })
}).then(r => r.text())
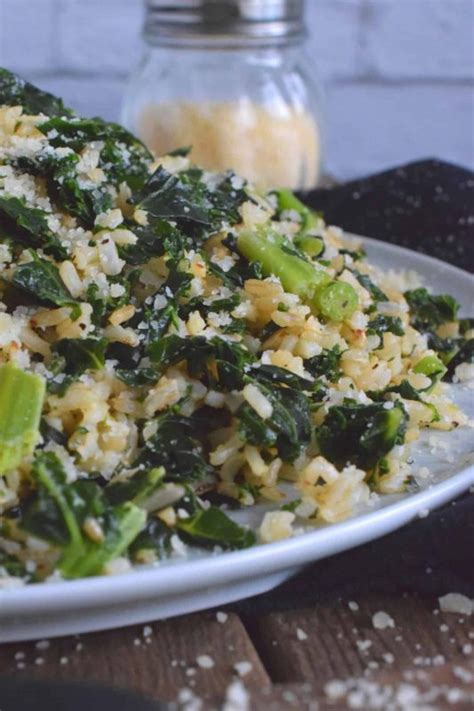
top-left (1, 235), bottom-right (473, 614)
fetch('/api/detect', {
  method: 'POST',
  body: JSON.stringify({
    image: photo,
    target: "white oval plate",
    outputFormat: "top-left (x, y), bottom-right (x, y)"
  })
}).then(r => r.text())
top-left (1, 236), bottom-right (473, 642)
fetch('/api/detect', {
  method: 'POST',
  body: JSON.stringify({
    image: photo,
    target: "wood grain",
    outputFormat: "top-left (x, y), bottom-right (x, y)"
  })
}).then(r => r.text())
top-left (1, 595), bottom-right (473, 708)
top-left (0, 611), bottom-right (270, 704)
top-left (242, 595), bottom-right (474, 685)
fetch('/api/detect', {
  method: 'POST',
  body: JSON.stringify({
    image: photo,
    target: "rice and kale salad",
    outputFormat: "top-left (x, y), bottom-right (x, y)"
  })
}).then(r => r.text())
top-left (0, 69), bottom-right (472, 586)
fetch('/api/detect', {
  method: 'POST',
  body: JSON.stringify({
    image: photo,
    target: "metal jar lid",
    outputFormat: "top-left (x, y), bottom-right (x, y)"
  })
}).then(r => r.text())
top-left (144, 0), bottom-right (306, 47)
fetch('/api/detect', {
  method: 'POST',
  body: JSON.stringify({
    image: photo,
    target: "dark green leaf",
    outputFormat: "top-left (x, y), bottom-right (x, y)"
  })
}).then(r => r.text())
top-left (305, 346), bottom-right (342, 382)
top-left (405, 288), bottom-right (460, 331)
top-left (137, 413), bottom-right (214, 483)
top-left (12, 251), bottom-right (77, 307)
top-left (0, 195), bottom-right (66, 259)
top-left (177, 506), bottom-right (255, 549)
top-left (317, 401), bottom-right (408, 469)
top-left (367, 314), bottom-right (404, 338)
top-left (0, 68), bottom-right (73, 117)
top-left (54, 338), bottom-right (107, 375)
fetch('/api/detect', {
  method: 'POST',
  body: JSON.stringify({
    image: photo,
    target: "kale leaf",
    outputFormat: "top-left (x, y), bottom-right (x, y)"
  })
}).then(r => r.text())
top-left (0, 549), bottom-right (31, 580)
top-left (304, 346), bottom-right (342, 382)
top-left (120, 220), bottom-right (187, 265)
top-left (21, 452), bottom-right (146, 578)
top-left (177, 505), bottom-right (255, 550)
top-left (39, 116), bottom-right (152, 190)
top-left (148, 334), bottom-right (253, 391)
top-left (0, 195), bottom-right (67, 259)
top-left (54, 337), bottom-right (107, 375)
top-left (106, 467), bottom-right (165, 508)
top-left (238, 380), bottom-right (312, 462)
top-left (317, 401), bottom-right (408, 469)
top-left (137, 413), bottom-right (214, 483)
top-left (12, 251), bottom-right (78, 307)
top-left (405, 288), bottom-right (460, 331)
top-left (367, 314), bottom-right (404, 338)
top-left (115, 367), bottom-right (159, 387)
top-left (134, 166), bottom-right (248, 237)
top-left (16, 151), bottom-right (112, 228)
top-left (355, 273), bottom-right (388, 302)
top-left (446, 338), bottom-right (474, 379)
top-left (0, 68), bottom-right (73, 117)
top-left (129, 518), bottom-right (173, 561)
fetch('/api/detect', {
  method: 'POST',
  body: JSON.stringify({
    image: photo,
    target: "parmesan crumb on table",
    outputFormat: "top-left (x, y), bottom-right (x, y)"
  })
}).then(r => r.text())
top-left (216, 611), bottom-right (228, 624)
top-left (35, 639), bottom-right (50, 650)
top-left (348, 600), bottom-right (360, 611)
top-left (438, 592), bottom-right (473, 615)
top-left (296, 627), bottom-right (308, 641)
top-left (233, 660), bottom-right (253, 677)
top-left (196, 654), bottom-right (214, 669)
top-left (356, 639), bottom-right (372, 652)
top-left (372, 611), bottom-right (395, 630)
top-left (222, 679), bottom-right (250, 711)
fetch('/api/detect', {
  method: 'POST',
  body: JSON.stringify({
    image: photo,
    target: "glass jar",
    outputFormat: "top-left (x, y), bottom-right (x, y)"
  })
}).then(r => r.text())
top-left (121, 0), bottom-right (325, 191)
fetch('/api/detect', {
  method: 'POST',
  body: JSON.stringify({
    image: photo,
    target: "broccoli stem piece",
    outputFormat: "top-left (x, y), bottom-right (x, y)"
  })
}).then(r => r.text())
top-left (274, 189), bottom-right (324, 258)
top-left (413, 353), bottom-right (447, 390)
top-left (236, 229), bottom-right (358, 321)
top-left (60, 503), bottom-right (146, 579)
top-left (311, 281), bottom-right (360, 322)
top-left (274, 188), bottom-right (320, 231)
top-left (294, 233), bottom-right (325, 258)
top-left (0, 362), bottom-right (45, 474)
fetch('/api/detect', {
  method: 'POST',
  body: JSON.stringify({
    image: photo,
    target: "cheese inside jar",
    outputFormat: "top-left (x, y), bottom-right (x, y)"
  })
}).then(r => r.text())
top-left (122, 0), bottom-right (324, 192)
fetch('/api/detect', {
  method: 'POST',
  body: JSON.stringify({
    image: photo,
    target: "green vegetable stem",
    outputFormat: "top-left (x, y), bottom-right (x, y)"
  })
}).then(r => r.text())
top-left (0, 362), bottom-right (45, 474)
top-left (236, 228), bottom-right (358, 321)
top-left (274, 189), bottom-right (324, 258)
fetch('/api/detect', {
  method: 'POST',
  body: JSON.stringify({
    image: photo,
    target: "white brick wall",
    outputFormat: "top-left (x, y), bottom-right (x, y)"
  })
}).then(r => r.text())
top-left (0, 0), bottom-right (473, 180)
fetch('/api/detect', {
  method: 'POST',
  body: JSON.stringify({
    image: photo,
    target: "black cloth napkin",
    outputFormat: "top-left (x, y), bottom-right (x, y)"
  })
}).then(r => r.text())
top-left (231, 159), bottom-right (474, 614)
top-left (301, 159), bottom-right (474, 272)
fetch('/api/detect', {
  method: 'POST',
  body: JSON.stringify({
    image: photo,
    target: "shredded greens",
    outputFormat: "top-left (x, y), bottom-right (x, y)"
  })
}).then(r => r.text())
top-left (0, 69), bottom-right (471, 583)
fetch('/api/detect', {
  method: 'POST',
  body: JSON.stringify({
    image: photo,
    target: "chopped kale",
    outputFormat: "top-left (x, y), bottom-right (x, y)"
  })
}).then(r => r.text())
top-left (134, 166), bottom-right (248, 237)
top-left (54, 338), bottom-right (107, 375)
top-left (446, 338), bottom-right (474, 379)
top-left (0, 67), bottom-right (73, 117)
top-left (12, 251), bottom-right (77, 307)
top-left (106, 467), bottom-right (165, 509)
top-left (16, 151), bottom-right (113, 228)
top-left (405, 287), bottom-right (460, 331)
top-left (177, 505), bottom-right (255, 550)
top-left (148, 334), bottom-right (253, 391)
top-left (238, 379), bottom-right (312, 462)
top-left (304, 346), bottom-right (342, 382)
top-left (317, 401), bottom-right (408, 469)
top-left (120, 220), bottom-right (187, 265)
top-left (355, 273), bottom-right (388, 302)
top-left (21, 452), bottom-right (145, 579)
top-left (367, 314), bottom-right (405, 338)
top-left (129, 517), bottom-right (173, 561)
top-left (137, 413), bottom-right (214, 483)
top-left (115, 367), bottom-right (159, 387)
top-left (38, 115), bottom-right (152, 190)
top-left (0, 195), bottom-right (67, 259)
top-left (0, 549), bottom-right (31, 580)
